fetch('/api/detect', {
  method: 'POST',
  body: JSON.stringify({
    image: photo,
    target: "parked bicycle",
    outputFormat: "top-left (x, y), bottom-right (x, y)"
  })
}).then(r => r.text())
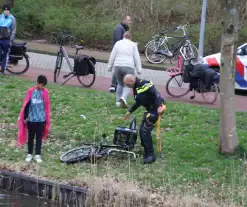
top-left (2, 41), bottom-right (29, 75)
top-left (145, 24), bottom-right (198, 64)
top-left (165, 58), bottom-right (220, 104)
top-left (60, 117), bottom-right (138, 164)
top-left (54, 35), bottom-right (96, 87)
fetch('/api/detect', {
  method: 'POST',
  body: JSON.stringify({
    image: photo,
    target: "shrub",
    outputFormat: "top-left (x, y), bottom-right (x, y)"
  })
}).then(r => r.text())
top-left (9, 0), bottom-right (247, 52)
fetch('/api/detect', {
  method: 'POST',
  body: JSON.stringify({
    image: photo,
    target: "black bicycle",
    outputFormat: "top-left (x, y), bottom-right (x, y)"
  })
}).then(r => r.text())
top-left (145, 24), bottom-right (198, 64)
top-left (3, 41), bottom-right (29, 75)
top-left (54, 35), bottom-right (96, 87)
top-left (60, 117), bottom-right (138, 164)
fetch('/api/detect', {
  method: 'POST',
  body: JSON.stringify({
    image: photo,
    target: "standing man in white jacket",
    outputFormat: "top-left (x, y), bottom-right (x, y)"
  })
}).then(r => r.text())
top-left (108, 31), bottom-right (142, 108)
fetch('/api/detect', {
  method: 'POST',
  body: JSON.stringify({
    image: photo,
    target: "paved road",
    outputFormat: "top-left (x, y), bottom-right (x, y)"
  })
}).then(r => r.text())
top-left (23, 52), bottom-right (172, 85)
top-left (25, 40), bottom-right (174, 70)
top-left (10, 52), bottom-right (247, 112)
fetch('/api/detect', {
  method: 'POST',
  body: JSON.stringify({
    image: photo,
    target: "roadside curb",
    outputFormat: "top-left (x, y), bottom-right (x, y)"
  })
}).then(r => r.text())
top-left (0, 170), bottom-right (88, 206)
top-left (27, 48), bottom-right (169, 71)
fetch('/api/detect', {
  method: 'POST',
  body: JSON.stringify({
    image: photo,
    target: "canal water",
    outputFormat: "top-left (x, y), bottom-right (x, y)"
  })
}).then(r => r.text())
top-left (0, 189), bottom-right (59, 207)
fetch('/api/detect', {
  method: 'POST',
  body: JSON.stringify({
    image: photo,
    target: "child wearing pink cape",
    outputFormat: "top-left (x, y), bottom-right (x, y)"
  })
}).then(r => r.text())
top-left (17, 75), bottom-right (51, 163)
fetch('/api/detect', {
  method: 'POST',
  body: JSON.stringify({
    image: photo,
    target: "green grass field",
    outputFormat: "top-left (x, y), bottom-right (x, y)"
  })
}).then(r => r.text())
top-left (0, 75), bottom-right (247, 206)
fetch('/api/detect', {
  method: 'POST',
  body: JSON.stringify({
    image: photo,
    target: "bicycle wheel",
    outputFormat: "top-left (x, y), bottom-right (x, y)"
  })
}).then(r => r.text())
top-left (6, 53), bottom-right (30, 75)
top-left (60, 145), bottom-right (93, 164)
top-left (184, 44), bottom-right (198, 60)
top-left (199, 80), bottom-right (219, 104)
top-left (54, 52), bottom-right (63, 83)
top-left (145, 39), bottom-right (168, 64)
top-left (77, 60), bottom-right (96, 87)
top-left (166, 74), bottom-right (190, 98)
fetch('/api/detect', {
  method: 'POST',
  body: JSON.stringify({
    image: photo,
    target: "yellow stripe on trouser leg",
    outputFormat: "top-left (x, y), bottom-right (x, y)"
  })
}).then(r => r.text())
top-left (155, 104), bottom-right (166, 156)
top-left (156, 115), bottom-right (161, 155)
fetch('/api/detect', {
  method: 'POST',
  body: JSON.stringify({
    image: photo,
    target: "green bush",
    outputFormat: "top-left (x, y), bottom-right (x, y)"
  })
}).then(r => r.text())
top-left (9, 0), bottom-right (247, 52)
top-left (189, 23), bottom-right (222, 55)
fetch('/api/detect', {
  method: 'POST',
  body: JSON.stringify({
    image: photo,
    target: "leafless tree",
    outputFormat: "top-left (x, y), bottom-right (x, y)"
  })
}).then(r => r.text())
top-left (219, 0), bottom-right (247, 153)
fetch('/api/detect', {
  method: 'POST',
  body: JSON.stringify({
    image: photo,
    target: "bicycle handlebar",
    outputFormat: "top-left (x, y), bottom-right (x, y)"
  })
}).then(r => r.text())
top-left (55, 32), bottom-right (76, 45)
top-left (159, 23), bottom-right (188, 36)
top-left (175, 24), bottom-right (188, 36)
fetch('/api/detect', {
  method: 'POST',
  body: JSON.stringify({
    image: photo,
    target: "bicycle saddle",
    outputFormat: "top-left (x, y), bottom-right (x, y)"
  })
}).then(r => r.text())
top-left (12, 42), bottom-right (27, 47)
top-left (75, 45), bottom-right (84, 50)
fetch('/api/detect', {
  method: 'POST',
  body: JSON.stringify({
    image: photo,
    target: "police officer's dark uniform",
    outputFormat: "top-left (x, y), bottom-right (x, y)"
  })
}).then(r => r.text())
top-left (128, 78), bottom-right (165, 164)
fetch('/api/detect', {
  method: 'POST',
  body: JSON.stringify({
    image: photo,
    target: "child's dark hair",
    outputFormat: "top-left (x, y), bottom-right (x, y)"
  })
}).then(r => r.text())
top-left (37, 75), bottom-right (48, 86)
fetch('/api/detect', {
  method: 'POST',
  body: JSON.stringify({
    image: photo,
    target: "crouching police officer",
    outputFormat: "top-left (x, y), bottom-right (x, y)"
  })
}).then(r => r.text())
top-left (123, 74), bottom-right (166, 164)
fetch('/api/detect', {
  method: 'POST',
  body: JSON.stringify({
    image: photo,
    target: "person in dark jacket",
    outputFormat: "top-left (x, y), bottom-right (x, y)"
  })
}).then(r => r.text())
top-left (109, 15), bottom-right (132, 93)
top-left (123, 74), bottom-right (166, 164)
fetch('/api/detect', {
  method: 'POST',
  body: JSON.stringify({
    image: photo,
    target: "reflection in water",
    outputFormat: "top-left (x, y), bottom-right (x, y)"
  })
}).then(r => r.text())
top-left (0, 190), bottom-right (59, 207)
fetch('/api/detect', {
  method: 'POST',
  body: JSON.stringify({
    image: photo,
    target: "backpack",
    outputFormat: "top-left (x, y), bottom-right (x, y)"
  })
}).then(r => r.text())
top-left (0, 27), bottom-right (10, 39)
top-left (182, 64), bottom-right (193, 83)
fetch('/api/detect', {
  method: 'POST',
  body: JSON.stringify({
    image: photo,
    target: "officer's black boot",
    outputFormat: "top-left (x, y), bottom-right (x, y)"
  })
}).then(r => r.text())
top-left (141, 111), bottom-right (158, 164)
top-left (143, 143), bottom-right (156, 164)
top-left (142, 131), bottom-right (156, 164)
top-left (144, 155), bottom-right (156, 164)
top-left (139, 122), bottom-right (146, 158)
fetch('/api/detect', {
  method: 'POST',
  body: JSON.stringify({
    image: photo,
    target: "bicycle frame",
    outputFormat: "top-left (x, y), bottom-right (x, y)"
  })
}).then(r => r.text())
top-left (56, 45), bottom-right (76, 71)
top-left (82, 134), bottom-right (137, 159)
top-left (55, 44), bottom-right (83, 86)
top-left (167, 56), bottom-right (184, 77)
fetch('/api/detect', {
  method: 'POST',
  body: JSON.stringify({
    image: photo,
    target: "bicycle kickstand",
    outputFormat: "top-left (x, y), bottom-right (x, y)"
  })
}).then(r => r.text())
top-left (190, 89), bottom-right (196, 100)
top-left (61, 73), bottom-right (76, 86)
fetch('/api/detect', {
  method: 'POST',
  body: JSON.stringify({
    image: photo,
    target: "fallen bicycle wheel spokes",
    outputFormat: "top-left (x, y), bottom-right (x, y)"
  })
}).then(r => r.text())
top-left (60, 145), bottom-right (94, 164)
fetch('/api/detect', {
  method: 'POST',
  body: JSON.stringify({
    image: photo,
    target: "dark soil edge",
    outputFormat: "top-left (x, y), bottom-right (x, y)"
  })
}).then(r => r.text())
top-left (0, 170), bottom-right (88, 206)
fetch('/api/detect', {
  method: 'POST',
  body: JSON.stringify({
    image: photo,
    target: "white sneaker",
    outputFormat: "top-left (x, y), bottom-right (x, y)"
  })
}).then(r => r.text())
top-left (34, 155), bottom-right (43, 163)
top-left (25, 154), bottom-right (33, 163)
top-left (116, 102), bottom-right (121, 107)
top-left (120, 97), bottom-right (128, 108)
top-left (109, 86), bottom-right (116, 93)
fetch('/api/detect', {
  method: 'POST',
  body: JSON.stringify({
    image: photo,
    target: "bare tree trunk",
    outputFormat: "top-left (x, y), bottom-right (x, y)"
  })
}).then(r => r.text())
top-left (219, 0), bottom-right (246, 153)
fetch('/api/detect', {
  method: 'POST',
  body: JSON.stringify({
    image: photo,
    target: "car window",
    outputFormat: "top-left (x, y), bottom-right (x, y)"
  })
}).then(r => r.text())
top-left (237, 49), bottom-right (242, 55)
top-left (237, 45), bottom-right (247, 56)
top-left (241, 45), bottom-right (247, 55)
top-left (244, 47), bottom-right (247, 55)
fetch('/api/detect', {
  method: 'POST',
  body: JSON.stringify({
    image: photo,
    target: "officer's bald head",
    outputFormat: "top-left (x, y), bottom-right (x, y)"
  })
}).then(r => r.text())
top-left (123, 74), bottom-right (136, 88)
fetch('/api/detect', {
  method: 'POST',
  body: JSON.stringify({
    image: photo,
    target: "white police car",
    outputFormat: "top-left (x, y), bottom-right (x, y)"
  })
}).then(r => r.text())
top-left (203, 43), bottom-right (247, 90)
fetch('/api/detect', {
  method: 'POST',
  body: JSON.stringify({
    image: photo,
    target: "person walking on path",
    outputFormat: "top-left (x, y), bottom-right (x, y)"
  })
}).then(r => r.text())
top-left (17, 75), bottom-right (51, 163)
top-left (108, 31), bottom-right (142, 108)
top-left (109, 15), bottom-right (132, 93)
top-left (0, 4), bottom-right (16, 74)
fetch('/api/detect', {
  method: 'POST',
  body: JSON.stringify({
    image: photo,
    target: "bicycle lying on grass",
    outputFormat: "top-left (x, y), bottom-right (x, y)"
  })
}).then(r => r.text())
top-left (60, 117), bottom-right (138, 164)
top-left (54, 35), bottom-right (96, 87)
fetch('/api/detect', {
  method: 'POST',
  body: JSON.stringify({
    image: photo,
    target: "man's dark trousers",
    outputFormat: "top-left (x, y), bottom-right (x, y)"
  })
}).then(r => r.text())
top-left (0, 39), bottom-right (10, 74)
top-left (139, 111), bottom-right (158, 157)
